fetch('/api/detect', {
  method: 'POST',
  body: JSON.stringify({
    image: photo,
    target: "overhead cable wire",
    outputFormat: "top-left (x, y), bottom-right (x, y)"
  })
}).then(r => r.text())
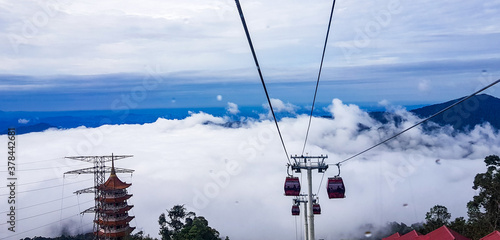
top-left (235, 0), bottom-right (291, 163)
top-left (0, 177), bottom-right (60, 188)
top-left (336, 79), bottom-right (500, 165)
top-left (302, 0), bottom-right (337, 155)
top-left (0, 162), bottom-right (89, 172)
top-left (316, 172), bottom-right (326, 197)
top-left (2, 213), bottom-right (91, 239)
top-left (0, 199), bottom-right (94, 226)
top-left (0, 194), bottom-right (79, 214)
top-left (0, 178), bottom-right (90, 196)
top-left (0, 157), bottom-right (64, 167)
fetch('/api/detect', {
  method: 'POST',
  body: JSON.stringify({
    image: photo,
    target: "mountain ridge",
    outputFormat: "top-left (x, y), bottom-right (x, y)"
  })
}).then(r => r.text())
top-left (2, 94), bottom-right (500, 135)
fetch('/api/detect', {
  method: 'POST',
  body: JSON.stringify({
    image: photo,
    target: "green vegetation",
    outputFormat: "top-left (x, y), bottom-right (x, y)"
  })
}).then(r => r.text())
top-left (21, 233), bottom-right (93, 240)
top-left (158, 205), bottom-right (227, 240)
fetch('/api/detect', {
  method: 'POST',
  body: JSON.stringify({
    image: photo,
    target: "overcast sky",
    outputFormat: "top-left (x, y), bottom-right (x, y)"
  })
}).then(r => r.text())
top-left (1, 0), bottom-right (500, 111)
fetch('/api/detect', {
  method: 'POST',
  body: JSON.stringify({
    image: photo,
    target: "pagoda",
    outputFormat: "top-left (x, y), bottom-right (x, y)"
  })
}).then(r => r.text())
top-left (95, 158), bottom-right (135, 240)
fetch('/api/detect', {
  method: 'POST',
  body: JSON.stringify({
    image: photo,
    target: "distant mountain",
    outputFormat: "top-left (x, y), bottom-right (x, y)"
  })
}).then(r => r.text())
top-left (0, 123), bottom-right (58, 135)
top-left (2, 94), bottom-right (499, 135)
top-left (411, 94), bottom-right (500, 131)
top-left (370, 94), bottom-right (500, 131)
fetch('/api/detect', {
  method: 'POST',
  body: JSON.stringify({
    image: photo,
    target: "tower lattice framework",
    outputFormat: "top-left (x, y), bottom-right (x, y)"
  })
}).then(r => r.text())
top-left (64, 154), bottom-right (134, 240)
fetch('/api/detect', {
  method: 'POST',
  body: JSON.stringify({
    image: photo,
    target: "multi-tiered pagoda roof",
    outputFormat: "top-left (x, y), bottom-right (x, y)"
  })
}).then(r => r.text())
top-left (95, 160), bottom-right (135, 239)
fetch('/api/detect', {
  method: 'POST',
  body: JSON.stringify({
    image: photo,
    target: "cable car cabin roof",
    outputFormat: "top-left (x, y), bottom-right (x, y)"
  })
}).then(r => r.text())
top-left (327, 177), bottom-right (345, 199)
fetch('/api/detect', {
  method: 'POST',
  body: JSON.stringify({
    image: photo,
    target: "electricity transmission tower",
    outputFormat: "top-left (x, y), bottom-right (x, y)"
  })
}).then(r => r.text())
top-left (64, 154), bottom-right (134, 239)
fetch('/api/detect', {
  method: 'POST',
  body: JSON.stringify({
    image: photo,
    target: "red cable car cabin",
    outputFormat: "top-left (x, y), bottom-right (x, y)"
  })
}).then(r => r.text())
top-left (313, 203), bottom-right (321, 215)
top-left (291, 205), bottom-right (300, 216)
top-left (284, 177), bottom-right (301, 196)
top-left (327, 176), bottom-right (345, 199)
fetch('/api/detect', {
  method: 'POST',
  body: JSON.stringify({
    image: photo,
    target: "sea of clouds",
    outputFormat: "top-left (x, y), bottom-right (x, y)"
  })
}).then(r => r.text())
top-left (1, 98), bottom-right (499, 240)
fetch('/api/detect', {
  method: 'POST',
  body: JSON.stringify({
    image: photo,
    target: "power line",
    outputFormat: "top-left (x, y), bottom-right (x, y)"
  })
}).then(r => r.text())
top-left (2, 213), bottom-right (91, 239)
top-left (0, 178), bottom-right (90, 196)
top-left (0, 162), bottom-right (89, 172)
top-left (0, 177), bottom-right (60, 188)
top-left (302, 0), bottom-right (337, 155)
top-left (336, 79), bottom-right (500, 165)
top-left (0, 199), bottom-right (94, 226)
top-left (0, 157), bottom-right (64, 167)
top-left (0, 194), bottom-right (80, 214)
top-left (234, 0), bottom-right (291, 164)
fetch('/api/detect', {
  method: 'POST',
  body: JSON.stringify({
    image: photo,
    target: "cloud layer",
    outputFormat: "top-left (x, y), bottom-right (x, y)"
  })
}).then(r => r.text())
top-left (1, 99), bottom-right (498, 239)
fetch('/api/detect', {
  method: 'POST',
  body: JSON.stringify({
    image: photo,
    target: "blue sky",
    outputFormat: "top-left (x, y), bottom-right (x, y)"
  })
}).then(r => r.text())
top-left (1, 0), bottom-right (500, 111)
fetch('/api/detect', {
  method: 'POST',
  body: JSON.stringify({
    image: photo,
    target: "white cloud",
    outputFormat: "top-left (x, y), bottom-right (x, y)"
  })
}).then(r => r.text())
top-left (1, 100), bottom-right (498, 239)
top-left (226, 102), bottom-right (239, 115)
top-left (18, 118), bottom-right (30, 124)
top-left (378, 99), bottom-right (390, 106)
top-left (1, 0), bottom-right (498, 79)
top-left (259, 98), bottom-right (298, 119)
top-left (217, 95), bottom-right (223, 101)
top-left (267, 98), bottom-right (297, 113)
top-left (418, 79), bottom-right (430, 92)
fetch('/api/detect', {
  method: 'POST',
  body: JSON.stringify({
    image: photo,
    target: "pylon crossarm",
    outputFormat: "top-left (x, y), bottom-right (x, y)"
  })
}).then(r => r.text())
top-left (64, 166), bottom-right (97, 175)
top-left (74, 186), bottom-right (95, 195)
top-left (81, 206), bottom-right (95, 214)
top-left (65, 155), bottom-right (133, 162)
top-left (64, 166), bottom-right (134, 175)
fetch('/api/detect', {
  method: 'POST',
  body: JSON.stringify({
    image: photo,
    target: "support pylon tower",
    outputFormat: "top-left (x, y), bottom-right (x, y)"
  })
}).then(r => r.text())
top-left (64, 154), bottom-right (134, 240)
top-left (290, 155), bottom-right (328, 240)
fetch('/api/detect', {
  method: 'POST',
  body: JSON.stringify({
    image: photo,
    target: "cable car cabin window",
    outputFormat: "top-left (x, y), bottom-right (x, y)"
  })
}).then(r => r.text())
top-left (327, 177), bottom-right (345, 199)
top-left (291, 205), bottom-right (300, 216)
top-left (313, 204), bottom-right (321, 215)
top-left (284, 177), bottom-right (301, 196)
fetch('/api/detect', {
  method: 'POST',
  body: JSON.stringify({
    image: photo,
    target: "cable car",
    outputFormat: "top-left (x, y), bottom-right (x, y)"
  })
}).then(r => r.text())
top-left (313, 203), bottom-right (321, 215)
top-left (284, 176), bottom-right (301, 196)
top-left (291, 205), bottom-right (300, 216)
top-left (327, 176), bottom-right (345, 199)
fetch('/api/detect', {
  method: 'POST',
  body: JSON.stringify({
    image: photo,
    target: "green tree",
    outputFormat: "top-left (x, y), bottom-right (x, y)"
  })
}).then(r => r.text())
top-left (159, 205), bottom-right (227, 240)
top-left (467, 155), bottom-right (500, 239)
top-left (448, 217), bottom-right (469, 238)
top-left (126, 231), bottom-right (158, 240)
top-left (159, 205), bottom-right (195, 240)
top-left (422, 205), bottom-right (451, 234)
top-left (174, 216), bottom-right (221, 240)
top-left (388, 222), bottom-right (415, 235)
